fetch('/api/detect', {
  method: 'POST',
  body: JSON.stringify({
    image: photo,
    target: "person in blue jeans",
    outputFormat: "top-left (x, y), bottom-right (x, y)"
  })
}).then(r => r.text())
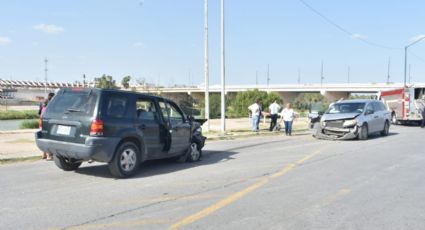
top-left (279, 103), bottom-right (296, 136)
top-left (248, 99), bottom-right (262, 132)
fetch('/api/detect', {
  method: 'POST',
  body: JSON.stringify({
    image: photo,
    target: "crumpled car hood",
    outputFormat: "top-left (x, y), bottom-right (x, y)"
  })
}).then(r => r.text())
top-left (321, 113), bottom-right (360, 121)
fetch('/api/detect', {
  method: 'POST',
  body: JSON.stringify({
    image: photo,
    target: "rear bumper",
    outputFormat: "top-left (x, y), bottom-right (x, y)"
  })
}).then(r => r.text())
top-left (35, 131), bottom-right (120, 162)
top-left (315, 126), bottom-right (358, 140)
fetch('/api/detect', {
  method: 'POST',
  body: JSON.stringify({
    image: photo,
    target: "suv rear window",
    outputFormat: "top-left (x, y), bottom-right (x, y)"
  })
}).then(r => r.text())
top-left (46, 90), bottom-right (98, 116)
top-left (104, 95), bottom-right (131, 119)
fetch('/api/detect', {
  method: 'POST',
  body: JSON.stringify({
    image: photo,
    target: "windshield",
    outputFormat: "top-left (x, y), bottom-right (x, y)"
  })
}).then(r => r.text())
top-left (46, 90), bottom-right (98, 116)
top-left (326, 102), bottom-right (365, 114)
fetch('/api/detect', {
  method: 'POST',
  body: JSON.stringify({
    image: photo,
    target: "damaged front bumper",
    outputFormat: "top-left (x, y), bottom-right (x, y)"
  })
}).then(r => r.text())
top-left (313, 125), bottom-right (359, 140)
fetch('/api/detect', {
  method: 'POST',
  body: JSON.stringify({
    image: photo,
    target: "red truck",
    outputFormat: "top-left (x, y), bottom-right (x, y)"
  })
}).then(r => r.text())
top-left (380, 86), bottom-right (425, 124)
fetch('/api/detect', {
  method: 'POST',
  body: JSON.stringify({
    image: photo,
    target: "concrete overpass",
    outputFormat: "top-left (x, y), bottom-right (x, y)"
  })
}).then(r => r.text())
top-left (5, 81), bottom-right (425, 103)
top-left (138, 83), bottom-right (417, 102)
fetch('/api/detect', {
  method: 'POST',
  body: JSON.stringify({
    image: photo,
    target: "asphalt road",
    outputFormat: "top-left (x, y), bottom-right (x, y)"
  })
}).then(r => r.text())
top-left (1, 125), bottom-right (425, 230)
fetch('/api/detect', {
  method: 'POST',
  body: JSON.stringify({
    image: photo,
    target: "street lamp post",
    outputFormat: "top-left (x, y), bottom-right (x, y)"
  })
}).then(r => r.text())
top-left (220, 0), bottom-right (226, 135)
top-left (204, 0), bottom-right (210, 132)
top-left (404, 36), bottom-right (425, 87)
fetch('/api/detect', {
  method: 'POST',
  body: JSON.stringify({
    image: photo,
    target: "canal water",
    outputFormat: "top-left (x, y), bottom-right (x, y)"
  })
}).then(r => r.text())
top-left (0, 119), bottom-right (27, 131)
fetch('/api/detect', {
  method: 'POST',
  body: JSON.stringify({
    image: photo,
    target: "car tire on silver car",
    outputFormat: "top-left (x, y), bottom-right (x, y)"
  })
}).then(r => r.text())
top-left (108, 142), bottom-right (140, 178)
top-left (380, 121), bottom-right (390, 136)
top-left (358, 124), bottom-right (369, 140)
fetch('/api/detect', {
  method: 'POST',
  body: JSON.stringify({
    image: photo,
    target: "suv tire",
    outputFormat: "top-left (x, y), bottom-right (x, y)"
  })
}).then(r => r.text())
top-left (186, 142), bottom-right (202, 162)
top-left (380, 121), bottom-right (390, 136)
top-left (358, 124), bottom-right (369, 140)
top-left (108, 142), bottom-right (140, 178)
top-left (54, 155), bottom-right (82, 171)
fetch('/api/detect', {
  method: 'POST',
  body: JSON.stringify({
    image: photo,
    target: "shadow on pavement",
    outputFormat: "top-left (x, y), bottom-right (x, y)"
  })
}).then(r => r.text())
top-left (73, 149), bottom-right (239, 179)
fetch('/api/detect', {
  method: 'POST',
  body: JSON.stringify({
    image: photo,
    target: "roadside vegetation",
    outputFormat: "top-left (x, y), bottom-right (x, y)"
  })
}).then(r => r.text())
top-left (0, 110), bottom-right (39, 120)
top-left (19, 119), bottom-right (39, 129)
top-left (94, 75), bottom-right (335, 119)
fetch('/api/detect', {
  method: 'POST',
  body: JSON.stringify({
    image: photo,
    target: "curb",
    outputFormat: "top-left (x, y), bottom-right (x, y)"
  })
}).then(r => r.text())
top-left (0, 129), bottom-right (38, 135)
top-left (0, 129), bottom-right (311, 165)
top-left (205, 129), bottom-right (310, 141)
top-left (0, 156), bottom-right (41, 165)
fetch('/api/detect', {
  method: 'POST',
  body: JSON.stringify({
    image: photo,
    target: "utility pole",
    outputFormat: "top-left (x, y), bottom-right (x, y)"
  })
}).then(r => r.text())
top-left (220, 0), bottom-right (226, 135)
top-left (408, 64), bottom-right (412, 83)
top-left (404, 36), bottom-right (425, 87)
top-left (255, 71), bottom-right (258, 87)
top-left (44, 57), bottom-right (48, 93)
top-left (297, 68), bottom-right (301, 84)
top-left (347, 66), bottom-right (350, 84)
top-left (266, 64), bottom-right (270, 90)
top-left (204, 0), bottom-right (210, 132)
top-left (320, 60), bottom-right (324, 86)
top-left (386, 57), bottom-right (391, 84)
top-left (83, 74), bottom-right (86, 87)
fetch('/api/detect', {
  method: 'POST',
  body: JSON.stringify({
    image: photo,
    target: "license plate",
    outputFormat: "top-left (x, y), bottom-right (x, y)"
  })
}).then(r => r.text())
top-left (56, 125), bottom-right (71, 136)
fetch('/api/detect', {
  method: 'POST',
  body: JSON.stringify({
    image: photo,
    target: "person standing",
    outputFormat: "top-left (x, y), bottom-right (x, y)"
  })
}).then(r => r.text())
top-left (279, 103), bottom-right (296, 136)
top-left (268, 100), bottom-right (281, 131)
top-left (248, 99), bottom-right (262, 132)
top-left (41, 92), bottom-right (55, 160)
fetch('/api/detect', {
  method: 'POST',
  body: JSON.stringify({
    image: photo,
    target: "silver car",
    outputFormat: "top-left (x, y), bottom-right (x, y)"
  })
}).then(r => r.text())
top-left (314, 99), bottom-right (391, 140)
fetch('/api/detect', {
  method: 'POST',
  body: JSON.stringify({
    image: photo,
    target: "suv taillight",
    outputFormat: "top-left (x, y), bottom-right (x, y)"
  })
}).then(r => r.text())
top-left (90, 119), bottom-right (104, 136)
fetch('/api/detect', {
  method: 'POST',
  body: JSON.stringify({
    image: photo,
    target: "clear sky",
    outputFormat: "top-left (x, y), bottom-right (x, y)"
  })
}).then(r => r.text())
top-left (0, 0), bottom-right (424, 86)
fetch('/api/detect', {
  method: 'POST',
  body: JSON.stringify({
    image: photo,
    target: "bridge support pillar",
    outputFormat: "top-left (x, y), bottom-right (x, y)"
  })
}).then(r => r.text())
top-left (321, 91), bottom-right (350, 102)
top-left (277, 92), bottom-right (298, 104)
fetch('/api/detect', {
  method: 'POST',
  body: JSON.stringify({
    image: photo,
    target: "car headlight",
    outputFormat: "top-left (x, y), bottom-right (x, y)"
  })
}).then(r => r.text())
top-left (343, 119), bottom-right (357, 127)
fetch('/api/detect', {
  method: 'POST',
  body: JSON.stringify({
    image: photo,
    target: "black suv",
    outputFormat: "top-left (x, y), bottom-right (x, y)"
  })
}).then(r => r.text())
top-left (35, 88), bottom-right (207, 178)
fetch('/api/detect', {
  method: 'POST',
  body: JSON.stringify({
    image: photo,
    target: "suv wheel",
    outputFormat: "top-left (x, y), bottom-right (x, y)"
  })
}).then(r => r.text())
top-left (108, 142), bottom-right (140, 178)
top-left (187, 142), bottom-right (202, 162)
top-left (54, 155), bottom-right (82, 171)
top-left (358, 124), bottom-right (369, 140)
top-left (380, 121), bottom-right (390, 136)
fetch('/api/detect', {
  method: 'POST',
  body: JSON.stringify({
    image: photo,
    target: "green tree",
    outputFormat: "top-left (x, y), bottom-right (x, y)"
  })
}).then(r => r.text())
top-left (292, 93), bottom-right (327, 111)
top-left (95, 75), bottom-right (117, 89)
top-left (229, 89), bottom-right (283, 117)
top-left (121, 76), bottom-right (131, 89)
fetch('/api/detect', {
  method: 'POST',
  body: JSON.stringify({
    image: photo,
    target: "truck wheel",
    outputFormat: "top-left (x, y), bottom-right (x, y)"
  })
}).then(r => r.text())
top-left (380, 121), bottom-right (390, 136)
top-left (54, 155), bottom-right (82, 171)
top-left (108, 142), bottom-right (140, 178)
top-left (358, 124), bottom-right (369, 140)
top-left (186, 142), bottom-right (202, 162)
top-left (391, 113), bottom-right (398, 125)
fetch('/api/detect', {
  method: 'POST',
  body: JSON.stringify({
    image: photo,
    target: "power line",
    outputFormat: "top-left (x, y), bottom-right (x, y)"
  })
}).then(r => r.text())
top-left (409, 50), bottom-right (425, 63)
top-left (297, 0), bottom-right (401, 50)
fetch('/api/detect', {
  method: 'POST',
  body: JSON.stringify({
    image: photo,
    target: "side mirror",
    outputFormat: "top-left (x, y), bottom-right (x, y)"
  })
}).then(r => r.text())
top-left (365, 109), bottom-right (374, 115)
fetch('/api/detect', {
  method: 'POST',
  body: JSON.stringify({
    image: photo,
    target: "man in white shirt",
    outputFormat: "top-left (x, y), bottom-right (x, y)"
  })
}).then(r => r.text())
top-left (268, 100), bottom-right (281, 131)
top-left (279, 103), bottom-right (296, 136)
top-left (248, 99), bottom-right (262, 132)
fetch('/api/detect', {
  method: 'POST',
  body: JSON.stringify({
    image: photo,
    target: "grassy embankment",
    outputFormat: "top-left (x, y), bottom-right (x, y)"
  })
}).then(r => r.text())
top-left (0, 110), bottom-right (39, 129)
